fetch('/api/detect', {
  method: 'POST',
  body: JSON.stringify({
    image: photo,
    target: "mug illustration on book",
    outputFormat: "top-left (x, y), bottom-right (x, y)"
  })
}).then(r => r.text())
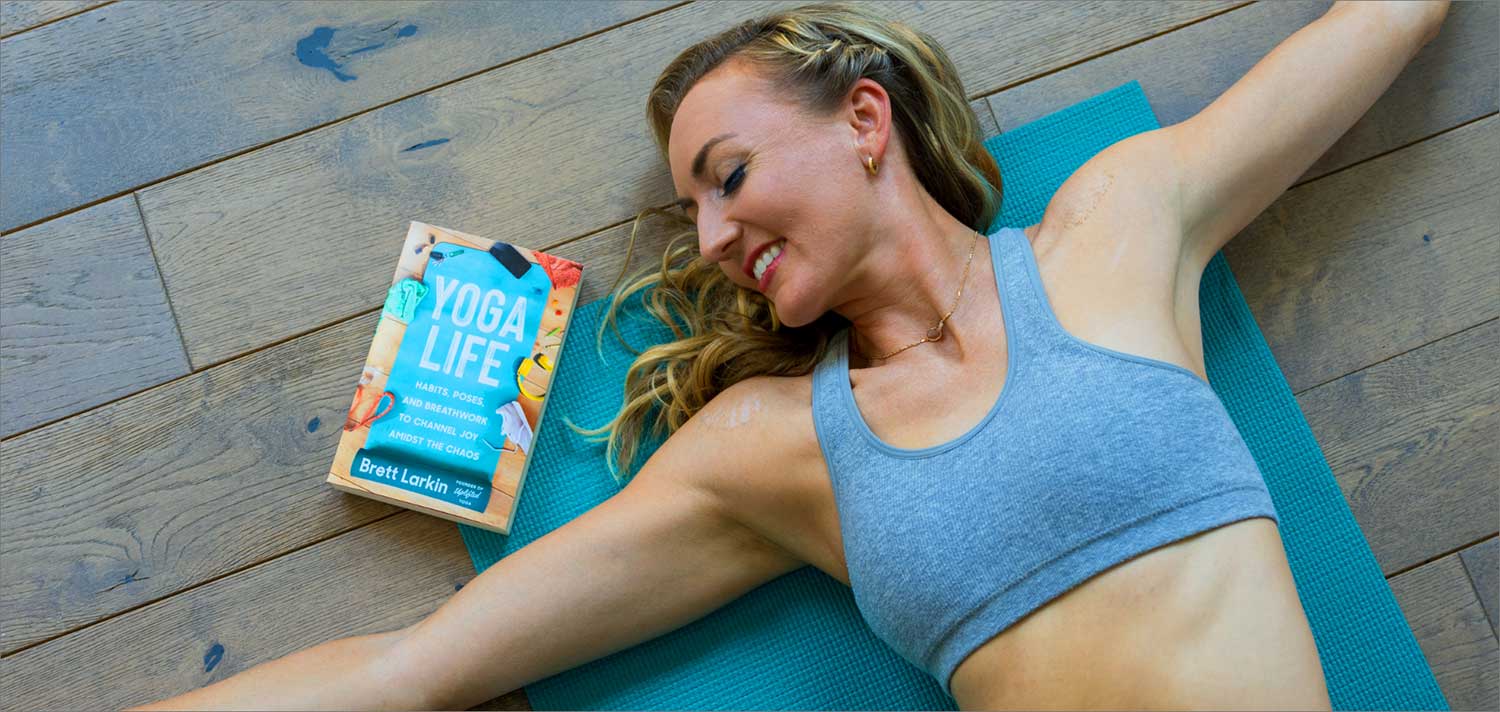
top-left (344, 366), bottom-right (394, 432)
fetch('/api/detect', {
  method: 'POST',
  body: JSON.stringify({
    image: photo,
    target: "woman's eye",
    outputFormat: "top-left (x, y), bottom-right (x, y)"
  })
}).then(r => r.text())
top-left (721, 165), bottom-right (746, 196)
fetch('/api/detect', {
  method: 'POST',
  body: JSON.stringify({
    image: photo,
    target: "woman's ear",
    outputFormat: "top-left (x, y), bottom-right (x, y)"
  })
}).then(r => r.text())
top-left (846, 77), bottom-right (891, 166)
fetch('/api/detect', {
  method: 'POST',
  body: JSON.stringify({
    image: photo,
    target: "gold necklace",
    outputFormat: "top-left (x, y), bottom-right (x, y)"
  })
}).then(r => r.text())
top-left (854, 229), bottom-right (980, 362)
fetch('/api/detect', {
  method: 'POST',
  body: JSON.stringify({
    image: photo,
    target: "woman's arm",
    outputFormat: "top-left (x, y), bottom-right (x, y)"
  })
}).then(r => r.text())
top-left (126, 385), bottom-right (805, 711)
top-left (1165, 0), bottom-right (1451, 273)
top-left (126, 629), bottom-right (417, 710)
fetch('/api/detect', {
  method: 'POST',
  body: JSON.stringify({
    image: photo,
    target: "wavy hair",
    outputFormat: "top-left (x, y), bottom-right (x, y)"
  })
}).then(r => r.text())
top-left (567, 2), bottom-right (1002, 484)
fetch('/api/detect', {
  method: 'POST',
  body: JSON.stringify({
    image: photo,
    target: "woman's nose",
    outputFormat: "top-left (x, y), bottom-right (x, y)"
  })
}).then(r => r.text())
top-left (696, 209), bottom-right (739, 264)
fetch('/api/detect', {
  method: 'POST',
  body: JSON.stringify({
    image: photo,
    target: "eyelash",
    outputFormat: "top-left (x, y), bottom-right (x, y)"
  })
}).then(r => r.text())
top-left (721, 164), bottom-right (746, 197)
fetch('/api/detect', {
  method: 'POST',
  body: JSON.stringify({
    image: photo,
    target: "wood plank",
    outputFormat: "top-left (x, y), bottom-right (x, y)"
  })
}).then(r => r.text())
top-left (1298, 319), bottom-right (1498, 576)
top-left (0, 510), bottom-right (475, 711)
top-left (1388, 547), bottom-right (1500, 712)
top-left (475, 688), bottom-right (533, 711)
top-left (3, 340), bottom-right (1486, 712)
top-left (1459, 537), bottom-right (1499, 640)
top-left (988, 0), bottom-right (1498, 189)
top-left (134, 0), bottom-right (1235, 369)
top-left (0, 311), bottom-right (392, 655)
top-left (1224, 115), bottom-right (1499, 393)
top-left (0, 0), bottom-right (107, 38)
top-left (972, 97), bottom-right (999, 140)
top-left (0, 0), bottom-right (673, 233)
top-left (0, 195), bottom-right (189, 437)
top-left (883, 0), bottom-right (1242, 99)
top-left (0, 216), bottom-right (680, 654)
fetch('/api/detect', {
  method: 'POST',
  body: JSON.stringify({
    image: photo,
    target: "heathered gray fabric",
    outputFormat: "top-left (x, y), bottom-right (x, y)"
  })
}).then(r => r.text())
top-left (810, 226), bottom-right (1280, 697)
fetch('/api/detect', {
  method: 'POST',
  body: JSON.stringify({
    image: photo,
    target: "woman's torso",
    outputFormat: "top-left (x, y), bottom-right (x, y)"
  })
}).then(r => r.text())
top-left (719, 223), bottom-right (1329, 709)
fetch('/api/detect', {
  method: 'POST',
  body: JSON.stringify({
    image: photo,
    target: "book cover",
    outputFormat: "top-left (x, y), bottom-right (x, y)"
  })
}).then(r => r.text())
top-left (327, 221), bottom-right (582, 534)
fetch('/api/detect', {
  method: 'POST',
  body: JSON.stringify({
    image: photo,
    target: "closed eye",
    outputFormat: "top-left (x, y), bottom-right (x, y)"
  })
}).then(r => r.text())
top-left (674, 164), bottom-right (746, 222)
top-left (721, 164), bottom-right (746, 197)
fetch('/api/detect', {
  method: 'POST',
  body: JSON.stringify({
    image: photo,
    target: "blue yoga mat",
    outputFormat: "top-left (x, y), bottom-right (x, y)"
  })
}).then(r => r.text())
top-left (460, 80), bottom-right (1448, 711)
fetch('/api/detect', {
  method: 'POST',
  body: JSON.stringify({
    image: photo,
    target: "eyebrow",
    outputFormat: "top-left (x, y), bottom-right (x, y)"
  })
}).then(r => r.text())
top-left (674, 132), bottom-right (737, 212)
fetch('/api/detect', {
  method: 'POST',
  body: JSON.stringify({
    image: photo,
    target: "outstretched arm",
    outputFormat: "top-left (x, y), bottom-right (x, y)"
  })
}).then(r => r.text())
top-left (127, 386), bottom-right (804, 711)
top-left (1166, 0), bottom-right (1451, 273)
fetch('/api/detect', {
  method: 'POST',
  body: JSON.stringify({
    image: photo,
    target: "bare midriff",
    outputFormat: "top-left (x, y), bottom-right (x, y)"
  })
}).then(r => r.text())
top-left (947, 517), bottom-right (1331, 710)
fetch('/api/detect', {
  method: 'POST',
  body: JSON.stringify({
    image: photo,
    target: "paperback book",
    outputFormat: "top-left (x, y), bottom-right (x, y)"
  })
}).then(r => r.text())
top-left (327, 221), bottom-right (583, 534)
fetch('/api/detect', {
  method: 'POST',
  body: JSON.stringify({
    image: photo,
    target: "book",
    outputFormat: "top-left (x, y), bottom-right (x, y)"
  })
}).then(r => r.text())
top-left (327, 221), bottom-right (582, 534)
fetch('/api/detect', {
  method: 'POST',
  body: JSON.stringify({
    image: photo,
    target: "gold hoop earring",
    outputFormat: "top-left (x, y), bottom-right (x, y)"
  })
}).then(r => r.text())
top-left (864, 155), bottom-right (879, 176)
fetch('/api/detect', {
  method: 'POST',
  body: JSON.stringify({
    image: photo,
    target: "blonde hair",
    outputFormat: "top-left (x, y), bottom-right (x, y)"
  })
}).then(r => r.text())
top-left (568, 2), bottom-right (1002, 483)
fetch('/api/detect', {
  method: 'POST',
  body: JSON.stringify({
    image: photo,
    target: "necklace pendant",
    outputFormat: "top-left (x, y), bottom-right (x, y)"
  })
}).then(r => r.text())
top-left (925, 324), bottom-right (944, 341)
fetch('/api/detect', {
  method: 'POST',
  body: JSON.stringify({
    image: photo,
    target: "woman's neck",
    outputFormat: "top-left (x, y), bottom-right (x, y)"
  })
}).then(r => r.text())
top-left (833, 195), bottom-right (990, 366)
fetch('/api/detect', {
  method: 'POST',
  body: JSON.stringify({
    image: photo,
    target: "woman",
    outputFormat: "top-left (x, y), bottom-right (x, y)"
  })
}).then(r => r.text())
top-left (133, 2), bottom-right (1448, 709)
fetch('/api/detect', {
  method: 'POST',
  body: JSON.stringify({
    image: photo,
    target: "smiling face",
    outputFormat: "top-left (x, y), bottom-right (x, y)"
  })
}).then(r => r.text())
top-left (667, 58), bottom-right (889, 328)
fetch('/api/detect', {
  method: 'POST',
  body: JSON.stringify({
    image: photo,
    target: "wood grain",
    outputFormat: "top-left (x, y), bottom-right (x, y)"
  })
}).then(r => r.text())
top-left (134, 0), bottom-right (1235, 369)
top-left (4, 492), bottom-right (1489, 711)
top-left (0, 195), bottom-right (188, 437)
top-left (0, 510), bottom-right (475, 711)
top-left (0, 311), bottom-right (391, 655)
top-left (876, 0), bottom-right (1244, 100)
top-left (1459, 537), bottom-right (1498, 641)
top-left (0, 216), bottom-right (680, 654)
top-left (0, 0), bottom-right (107, 38)
top-left (1225, 115), bottom-right (1499, 393)
top-left (1388, 546), bottom-right (1500, 712)
top-left (1298, 318), bottom-right (1498, 576)
top-left (988, 0), bottom-right (1497, 191)
top-left (473, 688), bottom-right (533, 711)
top-left (0, 0), bottom-right (671, 232)
top-left (5, 4), bottom-right (1489, 710)
top-left (972, 97), bottom-right (999, 142)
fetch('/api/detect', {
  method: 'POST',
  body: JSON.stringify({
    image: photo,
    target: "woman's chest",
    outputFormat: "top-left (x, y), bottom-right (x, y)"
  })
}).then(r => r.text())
top-left (763, 226), bottom-right (1217, 586)
top-left (850, 230), bottom-right (1207, 453)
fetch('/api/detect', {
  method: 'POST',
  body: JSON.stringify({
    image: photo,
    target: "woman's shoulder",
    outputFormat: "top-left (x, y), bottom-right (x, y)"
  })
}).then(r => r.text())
top-left (695, 373), bottom-right (813, 430)
top-left (665, 373), bottom-right (822, 501)
top-left (623, 374), bottom-right (816, 514)
top-left (673, 373), bottom-right (844, 581)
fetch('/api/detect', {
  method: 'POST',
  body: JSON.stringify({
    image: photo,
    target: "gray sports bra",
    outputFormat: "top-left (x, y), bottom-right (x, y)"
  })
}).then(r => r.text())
top-left (809, 225), bottom-right (1280, 697)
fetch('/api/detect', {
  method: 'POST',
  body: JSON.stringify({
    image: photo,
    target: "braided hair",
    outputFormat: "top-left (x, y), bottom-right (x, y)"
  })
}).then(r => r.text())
top-left (569, 2), bottom-right (1002, 484)
top-left (649, 5), bottom-right (1000, 236)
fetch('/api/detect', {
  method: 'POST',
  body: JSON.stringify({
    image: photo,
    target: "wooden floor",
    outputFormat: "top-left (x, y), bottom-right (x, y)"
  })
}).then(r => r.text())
top-left (1, 1), bottom-right (1495, 709)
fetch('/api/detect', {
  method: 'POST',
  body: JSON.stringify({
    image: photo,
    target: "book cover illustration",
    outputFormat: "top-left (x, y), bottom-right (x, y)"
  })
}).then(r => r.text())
top-left (327, 221), bottom-right (582, 534)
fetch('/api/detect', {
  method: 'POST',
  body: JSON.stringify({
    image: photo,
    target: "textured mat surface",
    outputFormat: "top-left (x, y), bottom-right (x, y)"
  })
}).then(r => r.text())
top-left (460, 80), bottom-right (1448, 710)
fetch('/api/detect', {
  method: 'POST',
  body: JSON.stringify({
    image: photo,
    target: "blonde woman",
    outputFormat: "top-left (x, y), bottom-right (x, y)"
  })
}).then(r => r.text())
top-left (133, 2), bottom-right (1449, 709)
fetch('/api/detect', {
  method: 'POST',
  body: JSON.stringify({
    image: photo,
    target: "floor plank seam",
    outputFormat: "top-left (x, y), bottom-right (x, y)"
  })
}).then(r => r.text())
top-left (0, 311), bottom-right (373, 442)
top-left (0, 509), bottom-right (408, 659)
top-left (981, 99), bottom-right (1000, 136)
top-left (974, 0), bottom-right (1255, 101)
top-left (0, 0), bottom-right (694, 238)
top-left (1285, 110), bottom-right (1498, 194)
top-left (1455, 538), bottom-right (1499, 636)
top-left (4, 137), bottom-right (1488, 442)
top-left (1292, 315), bottom-right (1499, 398)
top-left (0, 206), bottom-right (657, 442)
top-left (0, 0), bottom-right (1244, 239)
top-left (0, 3), bottom-right (1487, 704)
top-left (0, 1), bottom-right (1267, 239)
top-left (0, 0), bottom-right (115, 40)
top-left (1387, 532), bottom-right (1500, 581)
top-left (132, 192), bottom-right (192, 375)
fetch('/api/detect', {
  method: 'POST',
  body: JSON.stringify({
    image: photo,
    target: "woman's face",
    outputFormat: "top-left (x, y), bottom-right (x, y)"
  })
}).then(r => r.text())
top-left (667, 59), bottom-right (882, 327)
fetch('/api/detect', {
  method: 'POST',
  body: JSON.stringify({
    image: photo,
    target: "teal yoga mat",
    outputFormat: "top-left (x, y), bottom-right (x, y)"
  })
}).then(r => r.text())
top-left (460, 80), bottom-right (1448, 710)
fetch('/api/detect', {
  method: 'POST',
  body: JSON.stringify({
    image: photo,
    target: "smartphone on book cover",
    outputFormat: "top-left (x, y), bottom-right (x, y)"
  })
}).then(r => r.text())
top-left (327, 221), bottom-right (582, 534)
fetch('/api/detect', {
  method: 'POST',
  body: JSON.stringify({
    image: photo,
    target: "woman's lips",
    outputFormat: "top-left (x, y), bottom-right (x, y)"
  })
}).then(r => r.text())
top-left (757, 247), bottom-right (784, 291)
